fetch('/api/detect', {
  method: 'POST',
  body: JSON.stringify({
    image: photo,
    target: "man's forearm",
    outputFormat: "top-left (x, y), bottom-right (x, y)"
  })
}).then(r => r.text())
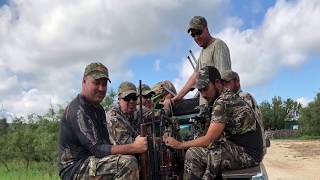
top-left (174, 72), bottom-right (197, 102)
top-left (111, 143), bottom-right (137, 155)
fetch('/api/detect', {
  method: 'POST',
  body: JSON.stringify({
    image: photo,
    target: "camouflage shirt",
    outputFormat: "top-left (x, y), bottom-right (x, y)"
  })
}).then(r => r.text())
top-left (58, 94), bottom-right (112, 180)
top-left (238, 90), bottom-right (267, 156)
top-left (105, 105), bottom-right (151, 145)
top-left (212, 89), bottom-right (263, 161)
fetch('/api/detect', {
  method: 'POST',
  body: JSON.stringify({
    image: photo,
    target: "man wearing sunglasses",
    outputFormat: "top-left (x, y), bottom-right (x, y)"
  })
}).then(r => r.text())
top-left (106, 81), bottom-right (149, 145)
top-left (137, 84), bottom-right (155, 109)
top-left (58, 63), bottom-right (147, 180)
top-left (172, 16), bottom-right (231, 106)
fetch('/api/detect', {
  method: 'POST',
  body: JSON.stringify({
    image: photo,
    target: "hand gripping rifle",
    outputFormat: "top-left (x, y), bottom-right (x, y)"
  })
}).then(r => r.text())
top-left (139, 100), bottom-right (183, 179)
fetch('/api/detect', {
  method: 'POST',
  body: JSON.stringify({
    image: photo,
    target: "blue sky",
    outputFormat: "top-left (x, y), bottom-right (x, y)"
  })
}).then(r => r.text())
top-left (0, 0), bottom-right (319, 119)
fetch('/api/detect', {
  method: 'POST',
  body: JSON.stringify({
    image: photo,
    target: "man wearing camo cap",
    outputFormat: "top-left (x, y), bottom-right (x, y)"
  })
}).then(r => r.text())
top-left (106, 81), bottom-right (152, 145)
top-left (137, 84), bottom-right (155, 109)
top-left (164, 66), bottom-right (263, 179)
top-left (151, 80), bottom-right (177, 109)
top-left (172, 16), bottom-right (231, 106)
top-left (58, 63), bottom-right (147, 180)
top-left (222, 70), bottom-right (267, 156)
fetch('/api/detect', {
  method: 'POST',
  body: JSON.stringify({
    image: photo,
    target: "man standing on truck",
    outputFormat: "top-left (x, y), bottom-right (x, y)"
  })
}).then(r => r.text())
top-left (164, 66), bottom-right (263, 179)
top-left (172, 16), bottom-right (231, 106)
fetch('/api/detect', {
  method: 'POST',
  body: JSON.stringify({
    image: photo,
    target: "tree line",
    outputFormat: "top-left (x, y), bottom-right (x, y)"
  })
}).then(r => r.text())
top-left (0, 90), bottom-right (319, 173)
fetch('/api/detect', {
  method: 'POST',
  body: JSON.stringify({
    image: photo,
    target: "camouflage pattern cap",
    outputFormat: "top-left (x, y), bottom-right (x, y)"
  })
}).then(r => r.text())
top-left (138, 84), bottom-right (155, 96)
top-left (196, 66), bottom-right (221, 90)
top-left (152, 80), bottom-right (177, 98)
top-left (84, 62), bottom-right (111, 82)
top-left (221, 70), bottom-right (240, 82)
top-left (187, 16), bottom-right (207, 33)
top-left (118, 81), bottom-right (137, 98)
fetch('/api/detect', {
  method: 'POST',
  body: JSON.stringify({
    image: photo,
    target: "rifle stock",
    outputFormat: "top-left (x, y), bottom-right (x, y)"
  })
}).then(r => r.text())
top-left (140, 123), bottom-right (150, 180)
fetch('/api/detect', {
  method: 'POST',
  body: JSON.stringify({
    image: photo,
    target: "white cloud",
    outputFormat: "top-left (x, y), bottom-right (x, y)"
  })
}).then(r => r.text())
top-left (1, 88), bottom-right (65, 118)
top-left (176, 0), bottom-right (320, 91)
top-left (296, 97), bottom-right (311, 108)
top-left (154, 59), bottom-right (160, 72)
top-left (0, 0), bottom-right (226, 117)
top-left (223, 0), bottom-right (320, 88)
top-left (2, 0), bottom-right (319, 118)
top-left (174, 55), bottom-right (197, 98)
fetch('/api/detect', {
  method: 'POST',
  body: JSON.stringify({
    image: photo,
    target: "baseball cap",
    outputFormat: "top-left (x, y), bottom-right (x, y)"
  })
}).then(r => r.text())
top-left (118, 81), bottom-right (137, 98)
top-left (196, 66), bottom-right (221, 90)
top-left (138, 84), bottom-right (155, 96)
top-left (152, 80), bottom-right (177, 98)
top-left (187, 16), bottom-right (207, 33)
top-left (221, 70), bottom-right (240, 82)
top-left (84, 62), bottom-right (111, 82)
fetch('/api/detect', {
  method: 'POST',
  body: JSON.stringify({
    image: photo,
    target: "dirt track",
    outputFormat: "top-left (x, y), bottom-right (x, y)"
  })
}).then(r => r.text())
top-left (263, 140), bottom-right (320, 180)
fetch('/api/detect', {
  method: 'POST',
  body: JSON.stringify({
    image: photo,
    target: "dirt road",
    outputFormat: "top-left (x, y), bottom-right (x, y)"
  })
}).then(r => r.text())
top-left (263, 139), bottom-right (320, 180)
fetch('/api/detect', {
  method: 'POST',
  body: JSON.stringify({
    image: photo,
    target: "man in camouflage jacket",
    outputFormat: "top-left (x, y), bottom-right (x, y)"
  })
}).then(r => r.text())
top-left (106, 81), bottom-right (141, 145)
top-left (58, 63), bottom-right (147, 180)
top-left (221, 70), bottom-right (267, 155)
top-left (164, 66), bottom-right (263, 179)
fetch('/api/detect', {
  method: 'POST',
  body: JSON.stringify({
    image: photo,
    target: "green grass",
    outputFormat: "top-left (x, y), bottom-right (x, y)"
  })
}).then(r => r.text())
top-left (0, 161), bottom-right (59, 180)
top-left (296, 135), bottom-right (320, 140)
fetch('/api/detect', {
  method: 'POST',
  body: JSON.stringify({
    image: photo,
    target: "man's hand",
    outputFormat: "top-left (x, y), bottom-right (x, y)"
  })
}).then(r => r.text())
top-left (161, 99), bottom-right (172, 110)
top-left (171, 95), bottom-right (180, 103)
top-left (163, 136), bottom-right (183, 149)
top-left (132, 135), bottom-right (148, 153)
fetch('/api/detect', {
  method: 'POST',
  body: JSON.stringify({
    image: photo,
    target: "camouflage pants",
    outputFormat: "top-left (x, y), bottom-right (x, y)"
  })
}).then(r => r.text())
top-left (74, 155), bottom-right (139, 180)
top-left (184, 141), bottom-right (258, 180)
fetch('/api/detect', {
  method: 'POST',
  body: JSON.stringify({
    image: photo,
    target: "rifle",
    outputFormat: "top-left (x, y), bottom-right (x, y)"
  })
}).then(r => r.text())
top-left (139, 80), bottom-right (150, 180)
top-left (139, 107), bottom-right (184, 179)
top-left (189, 49), bottom-right (197, 65)
top-left (187, 56), bottom-right (195, 70)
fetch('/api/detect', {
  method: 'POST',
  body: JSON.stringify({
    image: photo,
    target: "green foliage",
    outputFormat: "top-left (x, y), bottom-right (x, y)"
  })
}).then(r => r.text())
top-left (101, 88), bottom-right (117, 111)
top-left (299, 92), bottom-right (320, 136)
top-left (0, 161), bottom-right (59, 180)
top-left (260, 97), bottom-right (302, 130)
top-left (0, 118), bottom-right (10, 171)
top-left (0, 105), bottom-right (63, 175)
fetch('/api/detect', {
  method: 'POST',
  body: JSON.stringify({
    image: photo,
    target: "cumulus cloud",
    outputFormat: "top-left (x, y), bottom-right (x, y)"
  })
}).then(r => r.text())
top-left (175, 0), bottom-right (320, 91)
top-left (2, 0), bottom-right (319, 118)
top-left (154, 59), bottom-right (161, 72)
top-left (296, 97), bottom-right (311, 108)
top-left (0, 0), bottom-right (225, 117)
top-left (173, 55), bottom-right (197, 98)
top-left (224, 0), bottom-right (320, 87)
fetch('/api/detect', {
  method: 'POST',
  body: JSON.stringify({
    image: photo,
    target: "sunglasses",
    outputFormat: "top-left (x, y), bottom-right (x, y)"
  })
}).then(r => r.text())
top-left (122, 94), bottom-right (138, 102)
top-left (190, 30), bottom-right (203, 38)
top-left (142, 94), bottom-right (153, 99)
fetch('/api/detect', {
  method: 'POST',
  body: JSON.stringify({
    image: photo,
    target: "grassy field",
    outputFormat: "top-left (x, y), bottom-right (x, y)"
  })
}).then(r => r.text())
top-left (0, 161), bottom-right (59, 180)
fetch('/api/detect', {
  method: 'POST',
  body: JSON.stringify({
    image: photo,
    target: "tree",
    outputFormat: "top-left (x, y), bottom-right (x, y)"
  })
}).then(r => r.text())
top-left (8, 116), bottom-right (37, 168)
top-left (101, 88), bottom-right (117, 111)
top-left (260, 97), bottom-right (302, 130)
top-left (299, 92), bottom-right (320, 136)
top-left (0, 118), bottom-right (10, 171)
top-left (260, 101), bottom-right (273, 130)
